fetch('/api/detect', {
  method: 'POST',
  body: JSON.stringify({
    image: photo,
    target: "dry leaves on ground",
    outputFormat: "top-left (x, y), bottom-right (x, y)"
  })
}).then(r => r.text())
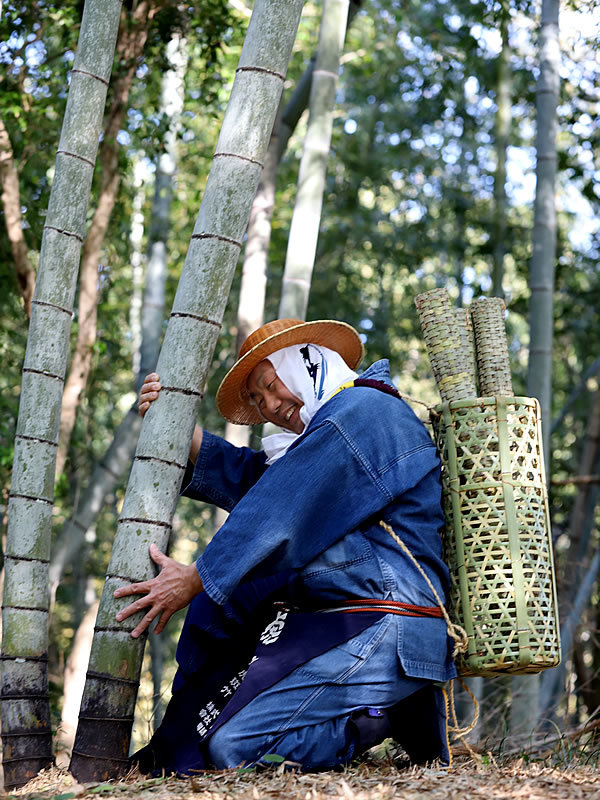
top-left (3, 759), bottom-right (600, 800)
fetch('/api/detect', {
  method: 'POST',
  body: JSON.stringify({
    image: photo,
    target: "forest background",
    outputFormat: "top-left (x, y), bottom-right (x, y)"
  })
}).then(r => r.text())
top-left (1, 0), bottom-right (600, 777)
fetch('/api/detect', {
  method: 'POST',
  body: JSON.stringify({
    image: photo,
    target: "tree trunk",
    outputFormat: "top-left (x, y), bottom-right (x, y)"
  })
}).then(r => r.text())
top-left (129, 160), bottom-right (148, 380)
top-left (558, 372), bottom-right (600, 604)
top-left (539, 551), bottom-right (600, 721)
top-left (0, 118), bottom-right (36, 318)
top-left (55, 1), bottom-right (158, 479)
top-left (55, 596), bottom-right (99, 767)
top-left (0, 1), bottom-right (122, 789)
top-left (510, 0), bottom-right (560, 738)
top-left (526, 0), bottom-right (559, 464)
top-left (538, 380), bottom-right (600, 718)
top-left (69, 1), bottom-right (304, 781)
top-left (279, 0), bottom-right (350, 319)
top-left (491, 1), bottom-right (511, 299)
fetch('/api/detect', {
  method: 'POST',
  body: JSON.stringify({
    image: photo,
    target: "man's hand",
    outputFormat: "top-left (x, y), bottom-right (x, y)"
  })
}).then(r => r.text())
top-left (138, 373), bottom-right (161, 417)
top-left (113, 543), bottom-right (204, 638)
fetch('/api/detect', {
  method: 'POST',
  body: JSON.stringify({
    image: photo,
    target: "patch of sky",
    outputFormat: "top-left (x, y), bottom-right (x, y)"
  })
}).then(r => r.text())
top-left (401, 89), bottom-right (421, 103)
top-left (24, 39), bottom-right (44, 68)
top-left (422, 181), bottom-right (436, 198)
top-left (442, 139), bottom-right (461, 165)
top-left (127, 108), bottom-right (144, 130)
top-left (344, 119), bottom-right (357, 135)
top-left (399, 199), bottom-right (425, 223)
top-left (388, 132), bottom-right (400, 146)
top-left (396, 30), bottom-right (420, 57)
top-left (572, 114), bottom-right (593, 137)
top-left (6, 30), bottom-right (23, 50)
top-left (117, 130), bottom-right (131, 146)
top-left (469, 24), bottom-right (501, 57)
top-left (506, 145), bottom-right (536, 206)
top-left (405, 65), bottom-right (422, 85)
top-left (463, 266), bottom-right (477, 286)
top-left (367, 95), bottom-right (376, 104)
top-left (423, 131), bottom-right (443, 149)
top-left (479, 274), bottom-right (492, 292)
top-left (560, 181), bottom-right (599, 250)
top-left (444, 14), bottom-right (462, 32)
top-left (410, 138), bottom-right (425, 151)
top-left (360, 319), bottom-right (374, 330)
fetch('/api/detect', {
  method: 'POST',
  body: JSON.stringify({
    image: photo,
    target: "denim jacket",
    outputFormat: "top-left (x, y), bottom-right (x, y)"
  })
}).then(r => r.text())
top-left (183, 360), bottom-right (456, 682)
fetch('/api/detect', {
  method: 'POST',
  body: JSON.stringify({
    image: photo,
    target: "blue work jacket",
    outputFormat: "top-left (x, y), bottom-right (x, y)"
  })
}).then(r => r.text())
top-left (183, 360), bottom-right (456, 682)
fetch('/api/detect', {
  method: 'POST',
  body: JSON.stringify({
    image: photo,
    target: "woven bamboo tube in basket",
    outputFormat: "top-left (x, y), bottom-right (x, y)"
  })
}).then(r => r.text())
top-left (470, 296), bottom-right (513, 396)
top-left (454, 307), bottom-right (478, 393)
top-left (415, 289), bottom-right (477, 402)
top-left (432, 396), bottom-right (561, 677)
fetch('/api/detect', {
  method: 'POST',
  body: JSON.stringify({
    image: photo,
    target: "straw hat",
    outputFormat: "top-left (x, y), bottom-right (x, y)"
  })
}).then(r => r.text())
top-left (216, 318), bottom-right (364, 425)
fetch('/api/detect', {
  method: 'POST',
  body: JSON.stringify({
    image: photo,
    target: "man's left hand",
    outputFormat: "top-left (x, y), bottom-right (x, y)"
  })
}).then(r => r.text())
top-left (113, 543), bottom-right (204, 638)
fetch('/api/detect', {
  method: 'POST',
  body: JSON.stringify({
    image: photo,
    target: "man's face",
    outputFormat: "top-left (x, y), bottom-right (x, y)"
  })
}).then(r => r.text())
top-left (247, 359), bottom-right (305, 434)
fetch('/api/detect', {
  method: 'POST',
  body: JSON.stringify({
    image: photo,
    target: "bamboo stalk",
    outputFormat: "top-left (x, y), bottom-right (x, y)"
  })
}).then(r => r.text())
top-left (279, 0), bottom-right (350, 319)
top-left (0, 1), bottom-right (122, 789)
top-left (70, 1), bottom-right (304, 781)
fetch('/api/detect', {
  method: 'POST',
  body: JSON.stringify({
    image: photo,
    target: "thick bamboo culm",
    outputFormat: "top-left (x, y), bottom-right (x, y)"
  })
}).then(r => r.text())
top-left (454, 307), bottom-right (477, 393)
top-left (415, 288), bottom-right (477, 402)
top-left (470, 296), bottom-right (513, 396)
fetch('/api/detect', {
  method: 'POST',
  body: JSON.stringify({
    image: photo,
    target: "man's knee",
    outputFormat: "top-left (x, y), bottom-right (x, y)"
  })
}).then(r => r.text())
top-left (207, 722), bottom-right (264, 769)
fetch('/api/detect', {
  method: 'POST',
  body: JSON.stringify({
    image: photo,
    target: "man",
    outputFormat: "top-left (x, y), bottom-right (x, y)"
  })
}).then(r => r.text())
top-left (115, 318), bottom-right (456, 773)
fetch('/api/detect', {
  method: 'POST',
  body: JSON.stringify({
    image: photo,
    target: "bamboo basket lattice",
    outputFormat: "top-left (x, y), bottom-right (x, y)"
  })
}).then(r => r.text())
top-left (432, 395), bottom-right (561, 677)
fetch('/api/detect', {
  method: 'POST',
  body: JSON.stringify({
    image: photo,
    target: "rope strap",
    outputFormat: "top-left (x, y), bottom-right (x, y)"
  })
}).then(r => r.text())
top-left (378, 521), bottom-right (468, 658)
top-left (379, 520), bottom-right (480, 752)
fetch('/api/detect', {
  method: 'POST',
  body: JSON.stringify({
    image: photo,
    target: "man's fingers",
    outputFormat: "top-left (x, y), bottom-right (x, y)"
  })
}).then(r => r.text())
top-left (149, 543), bottom-right (168, 567)
top-left (131, 608), bottom-right (161, 639)
top-left (115, 594), bottom-right (155, 622)
top-left (153, 609), bottom-right (173, 636)
top-left (113, 581), bottom-right (151, 599)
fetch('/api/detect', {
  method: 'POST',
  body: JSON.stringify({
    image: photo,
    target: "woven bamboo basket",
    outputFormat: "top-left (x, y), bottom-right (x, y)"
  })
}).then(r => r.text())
top-left (432, 395), bottom-right (561, 677)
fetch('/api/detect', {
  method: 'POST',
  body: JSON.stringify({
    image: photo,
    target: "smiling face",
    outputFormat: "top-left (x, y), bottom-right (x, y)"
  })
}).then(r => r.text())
top-left (247, 359), bottom-right (305, 434)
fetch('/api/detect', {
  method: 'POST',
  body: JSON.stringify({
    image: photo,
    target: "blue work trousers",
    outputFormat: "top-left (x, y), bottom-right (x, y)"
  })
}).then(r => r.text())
top-left (208, 616), bottom-right (429, 770)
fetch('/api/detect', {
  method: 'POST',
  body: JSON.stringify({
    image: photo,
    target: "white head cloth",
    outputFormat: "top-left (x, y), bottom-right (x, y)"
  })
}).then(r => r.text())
top-left (260, 343), bottom-right (358, 464)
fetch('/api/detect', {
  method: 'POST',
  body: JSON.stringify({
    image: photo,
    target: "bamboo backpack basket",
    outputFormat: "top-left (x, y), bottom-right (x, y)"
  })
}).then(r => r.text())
top-left (415, 290), bottom-right (561, 677)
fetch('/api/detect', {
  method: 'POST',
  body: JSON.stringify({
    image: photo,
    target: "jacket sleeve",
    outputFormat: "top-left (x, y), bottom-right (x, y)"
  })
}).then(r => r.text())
top-left (195, 418), bottom-right (403, 614)
top-left (180, 430), bottom-right (268, 511)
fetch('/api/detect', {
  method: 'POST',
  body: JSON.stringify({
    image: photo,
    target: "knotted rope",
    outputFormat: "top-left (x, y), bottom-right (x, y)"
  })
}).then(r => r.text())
top-left (379, 520), bottom-right (480, 753)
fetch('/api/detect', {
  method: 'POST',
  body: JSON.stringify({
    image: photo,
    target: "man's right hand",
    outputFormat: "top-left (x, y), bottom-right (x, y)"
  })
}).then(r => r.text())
top-left (138, 373), bottom-right (161, 417)
top-left (139, 372), bottom-right (204, 461)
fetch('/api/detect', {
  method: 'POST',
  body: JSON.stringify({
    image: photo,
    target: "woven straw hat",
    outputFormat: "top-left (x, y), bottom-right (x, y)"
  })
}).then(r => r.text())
top-left (216, 318), bottom-right (364, 425)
